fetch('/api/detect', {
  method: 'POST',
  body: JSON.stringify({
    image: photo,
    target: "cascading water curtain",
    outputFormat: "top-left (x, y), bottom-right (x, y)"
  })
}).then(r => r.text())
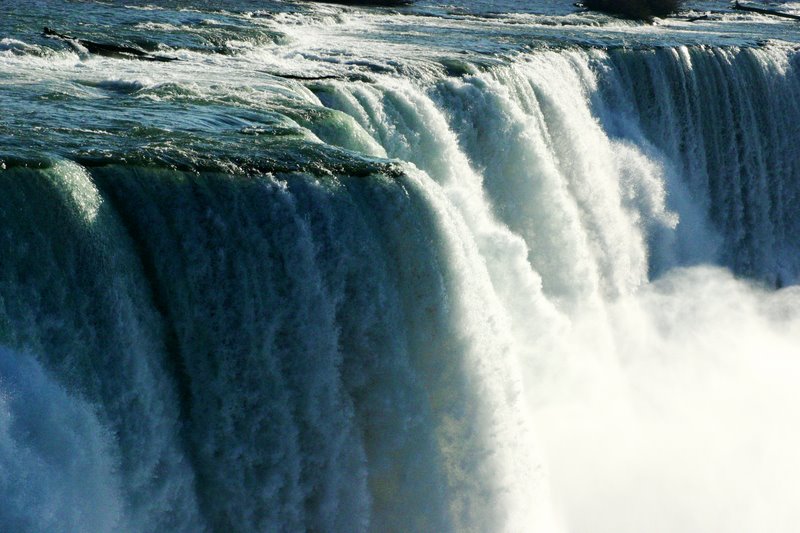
top-left (2, 6), bottom-right (800, 530)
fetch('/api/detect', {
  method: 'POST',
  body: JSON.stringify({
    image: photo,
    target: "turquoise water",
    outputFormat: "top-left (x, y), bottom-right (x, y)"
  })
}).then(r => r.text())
top-left (2, 1), bottom-right (800, 532)
top-left (3, 0), bottom-right (800, 167)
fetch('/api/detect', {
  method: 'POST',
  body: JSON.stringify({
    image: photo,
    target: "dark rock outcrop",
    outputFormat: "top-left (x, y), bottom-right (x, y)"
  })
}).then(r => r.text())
top-left (42, 27), bottom-right (177, 62)
top-left (582, 0), bottom-right (682, 21)
top-left (301, 0), bottom-right (415, 6)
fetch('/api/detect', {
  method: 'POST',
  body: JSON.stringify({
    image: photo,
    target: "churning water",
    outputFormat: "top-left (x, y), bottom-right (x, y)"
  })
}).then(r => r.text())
top-left (2, 1), bottom-right (800, 531)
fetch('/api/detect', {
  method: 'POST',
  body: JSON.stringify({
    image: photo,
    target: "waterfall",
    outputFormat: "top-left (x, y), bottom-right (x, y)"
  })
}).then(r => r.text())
top-left (1, 42), bottom-right (800, 533)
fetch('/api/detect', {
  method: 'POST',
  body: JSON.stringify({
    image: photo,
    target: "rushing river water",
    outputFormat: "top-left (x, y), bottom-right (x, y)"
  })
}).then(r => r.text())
top-left (2, 1), bottom-right (800, 532)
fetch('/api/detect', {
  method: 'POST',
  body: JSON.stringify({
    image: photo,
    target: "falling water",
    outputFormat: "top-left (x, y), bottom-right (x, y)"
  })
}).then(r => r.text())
top-left (2, 3), bottom-right (800, 531)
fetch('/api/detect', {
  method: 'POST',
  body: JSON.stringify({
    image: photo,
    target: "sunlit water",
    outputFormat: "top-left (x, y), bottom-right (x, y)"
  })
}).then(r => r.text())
top-left (2, 1), bottom-right (800, 532)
